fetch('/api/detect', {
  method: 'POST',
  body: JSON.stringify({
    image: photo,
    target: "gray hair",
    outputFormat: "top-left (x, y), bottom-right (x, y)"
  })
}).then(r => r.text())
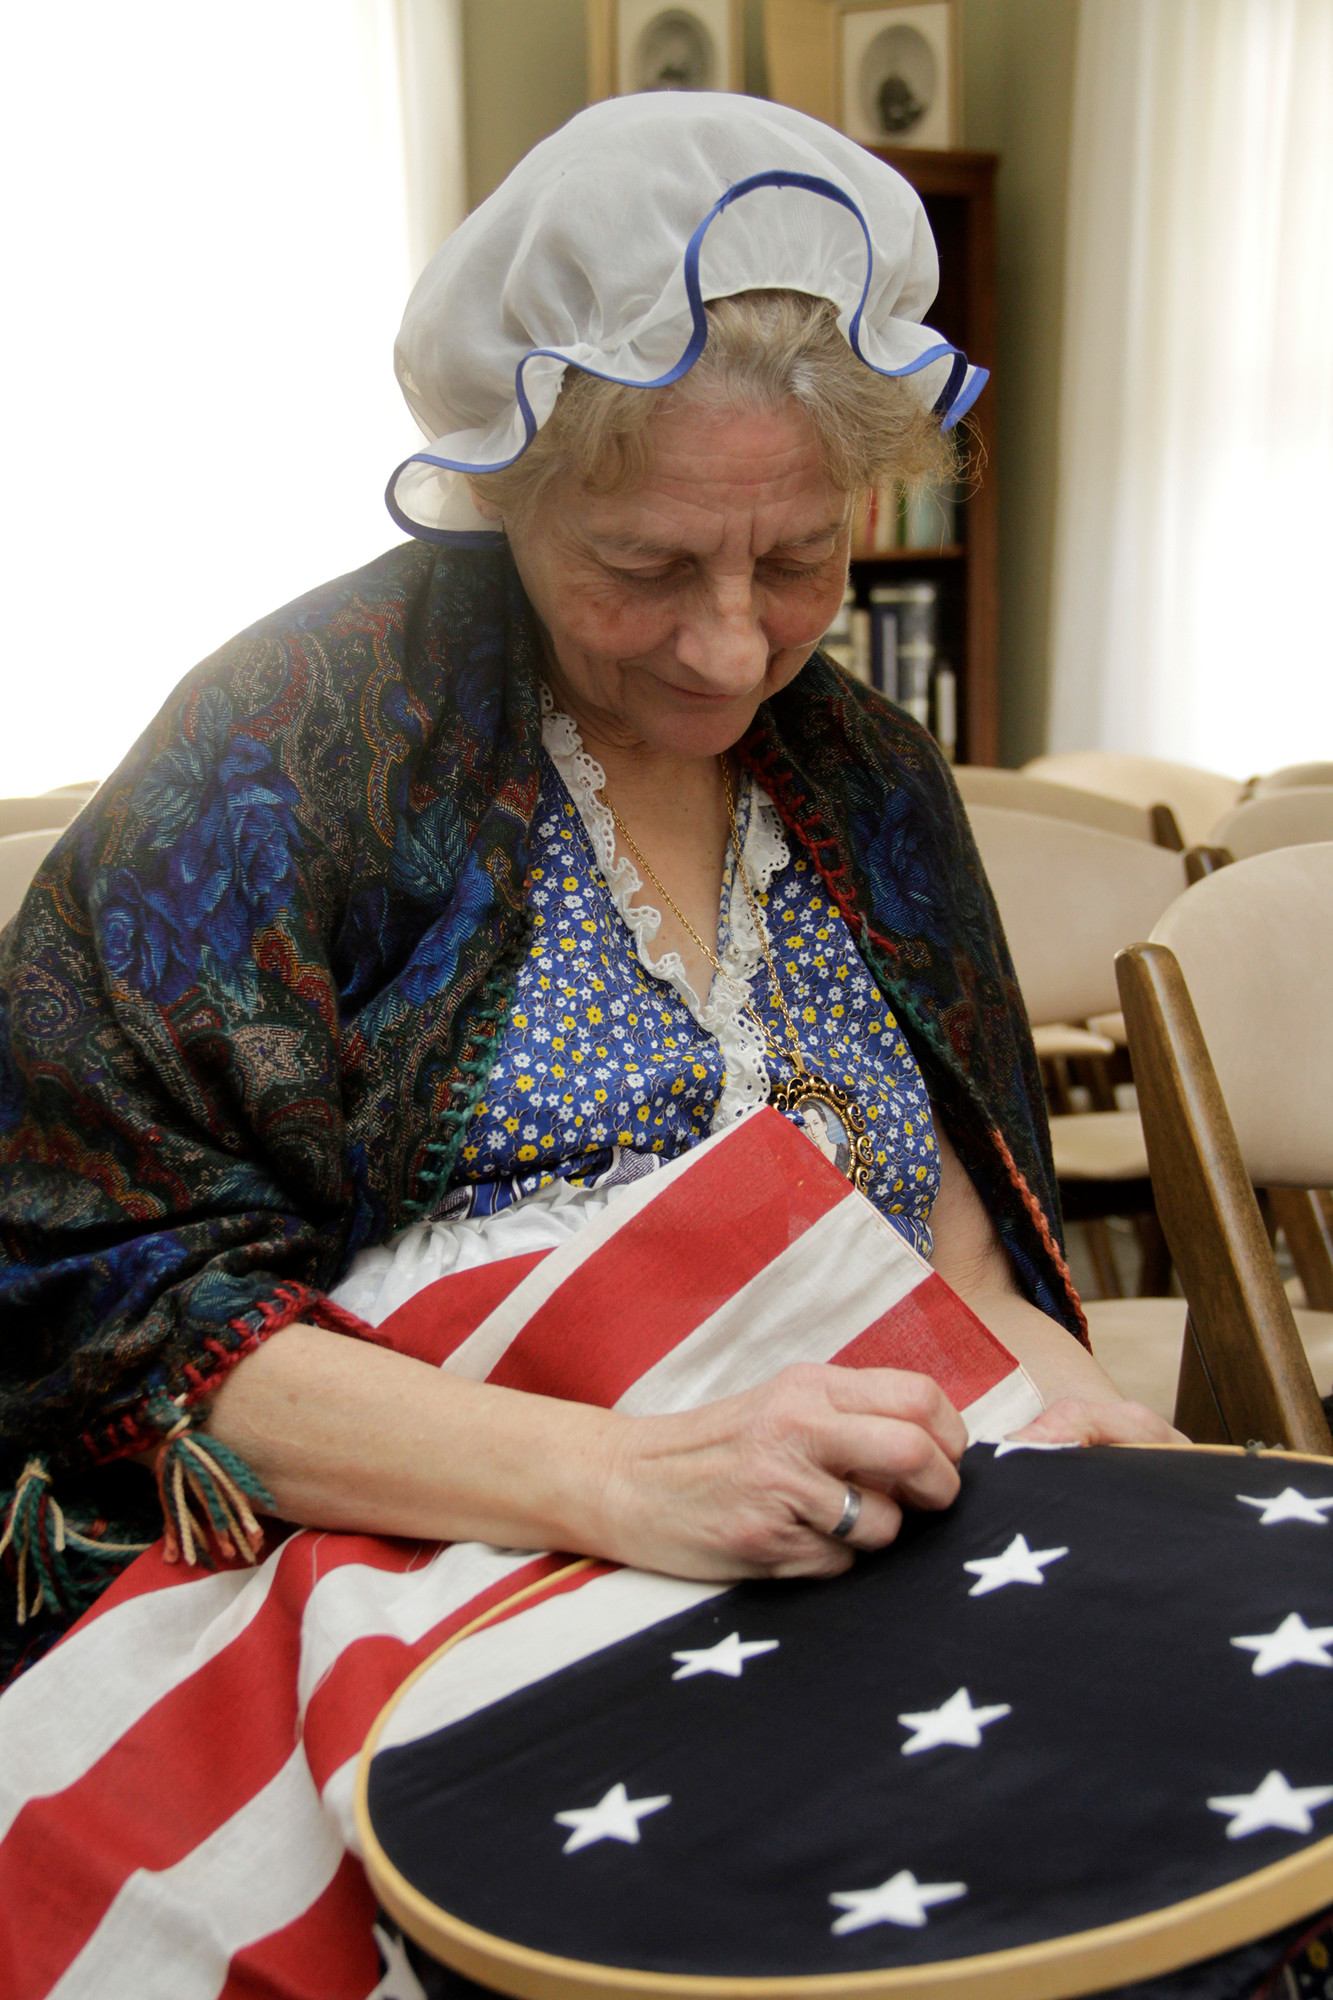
top-left (469, 289), bottom-right (955, 526)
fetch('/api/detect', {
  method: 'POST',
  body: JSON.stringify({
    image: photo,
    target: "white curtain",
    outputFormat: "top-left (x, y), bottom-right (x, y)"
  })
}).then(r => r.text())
top-left (1048, 0), bottom-right (1333, 777)
top-left (0, 1), bottom-right (464, 797)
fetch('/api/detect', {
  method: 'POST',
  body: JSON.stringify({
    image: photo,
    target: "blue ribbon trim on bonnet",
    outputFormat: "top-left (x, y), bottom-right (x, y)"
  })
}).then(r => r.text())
top-left (386, 169), bottom-right (988, 545)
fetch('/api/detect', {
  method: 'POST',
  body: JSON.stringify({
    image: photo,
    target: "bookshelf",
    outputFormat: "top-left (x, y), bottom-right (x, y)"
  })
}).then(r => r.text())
top-left (850, 147), bottom-right (999, 766)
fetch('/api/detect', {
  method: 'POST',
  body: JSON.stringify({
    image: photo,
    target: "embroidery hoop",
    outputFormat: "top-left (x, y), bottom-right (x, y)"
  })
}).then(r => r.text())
top-left (356, 1446), bottom-right (1333, 2000)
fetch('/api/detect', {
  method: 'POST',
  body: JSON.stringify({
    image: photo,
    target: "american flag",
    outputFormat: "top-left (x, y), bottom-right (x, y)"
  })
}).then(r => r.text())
top-left (0, 1109), bottom-right (1038, 1999)
top-left (365, 1444), bottom-right (1333, 1995)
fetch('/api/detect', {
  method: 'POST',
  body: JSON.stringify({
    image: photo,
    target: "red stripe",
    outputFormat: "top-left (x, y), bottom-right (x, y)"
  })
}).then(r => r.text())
top-left (0, 1532), bottom-right (426, 2000)
top-left (218, 1852), bottom-right (380, 2000)
top-left (47, 1528), bottom-right (293, 1646)
top-left (832, 1271), bottom-right (1018, 1408)
top-left (300, 1553), bottom-right (602, 1794)
top-left (215, 1560), bottom-right (619, 2000)
top-left (488, 1112), bottom-right (850, 1404)
top-left (374, 1250), bottom-right (549, 1367)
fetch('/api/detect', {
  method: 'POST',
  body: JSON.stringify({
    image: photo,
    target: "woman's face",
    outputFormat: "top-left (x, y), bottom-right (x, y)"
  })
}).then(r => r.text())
top-left (499, 397), bottom-right (852, 760)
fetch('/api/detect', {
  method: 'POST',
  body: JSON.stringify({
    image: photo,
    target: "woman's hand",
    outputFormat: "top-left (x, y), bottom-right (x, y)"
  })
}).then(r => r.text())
top-left (208, 1328), bottom-right (966, 1580)
top-left (593, 1362), bottom-right (968, 1581)
top-left (1008, 1394), bottom-right (1184, 1448)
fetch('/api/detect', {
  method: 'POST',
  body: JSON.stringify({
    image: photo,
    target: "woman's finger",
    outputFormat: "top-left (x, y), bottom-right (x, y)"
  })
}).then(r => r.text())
top-left (1012, 1395), bottom-right (1185, 1447)
top-left (807, 1478), bottom-right (904, 1552)
top-left (803, 1409), bottom-right (964, 1514)
top-left (820, 1365), bottom-right (970, 1462)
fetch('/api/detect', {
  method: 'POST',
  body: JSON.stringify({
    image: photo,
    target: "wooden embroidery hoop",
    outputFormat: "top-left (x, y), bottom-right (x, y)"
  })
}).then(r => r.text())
top-left (356, 1447), bottom-right (1333, 2000)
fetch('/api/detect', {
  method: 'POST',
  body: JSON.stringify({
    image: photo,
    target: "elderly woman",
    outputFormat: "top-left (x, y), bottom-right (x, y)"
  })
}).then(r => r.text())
top-left (0, 95), bottom-right (1172, 1680)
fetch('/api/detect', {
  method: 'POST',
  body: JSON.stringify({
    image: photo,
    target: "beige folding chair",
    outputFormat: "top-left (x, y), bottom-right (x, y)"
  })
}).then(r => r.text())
top-left (1114, 844), bottom-right (1333, 1453)
top-left (1208, 787), bottom-right (1333, 860)
top-left (954, 767), bottom-right (1183, 848)
top-left (0, 794), bottom-right (87, 839)
top-left (1022, 752), bottom-right (1241, 848)
top-left (968, 806), bottom-right (1188, 1297)
top-left (0, 828), bottom-right (65, 930)
top-left (1245, 760), bottom-right (1333, 797)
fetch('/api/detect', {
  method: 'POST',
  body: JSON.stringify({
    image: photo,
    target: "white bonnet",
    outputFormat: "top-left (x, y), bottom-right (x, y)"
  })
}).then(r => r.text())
top-left (387, 92), bottom-right (986, 541)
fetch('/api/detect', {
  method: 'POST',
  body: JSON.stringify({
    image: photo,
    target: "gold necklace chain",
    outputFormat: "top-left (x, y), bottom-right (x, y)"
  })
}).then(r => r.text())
top-left (602, 763), bottom-right (807, 1076)
top-left (601, 759), bottom-right (876, 1195)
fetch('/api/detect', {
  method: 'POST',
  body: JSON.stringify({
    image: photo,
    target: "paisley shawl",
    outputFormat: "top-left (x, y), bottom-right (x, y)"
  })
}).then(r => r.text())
top-left (0, 540), bottom-right (1081, 1674)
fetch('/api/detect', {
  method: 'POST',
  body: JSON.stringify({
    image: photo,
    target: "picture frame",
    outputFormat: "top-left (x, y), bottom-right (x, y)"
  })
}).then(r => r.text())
top-left (836, 1), bottom-right (957, 147)
top-left (585, 1), bottom-right (746, 102)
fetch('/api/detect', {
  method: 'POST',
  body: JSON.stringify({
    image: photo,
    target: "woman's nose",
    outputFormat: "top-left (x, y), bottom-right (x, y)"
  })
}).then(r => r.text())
top-left (674, 575), bottom-right (768, 693)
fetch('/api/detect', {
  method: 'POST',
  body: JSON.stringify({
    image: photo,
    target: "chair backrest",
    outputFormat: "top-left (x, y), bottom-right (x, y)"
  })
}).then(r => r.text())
top-left (0, 794), bottom-right (85, 839)
top-left (1149, 844), bottom-right (1333, 1190)
top-left (0, 828), bottom-right (64, 930)
top-left (955, 766), bottom-right (1159, 842)
top-left (967, 805), bottom-right (1187, 1027)
top-left (1249, 760), bottom-right (1333, 796)
top-left (1116, 845), bottom-right (1333, 1453)
top-left (1208, 787), bottom-right (1333, 859)
top-left (1022, 751), bottom-right (1241, 847)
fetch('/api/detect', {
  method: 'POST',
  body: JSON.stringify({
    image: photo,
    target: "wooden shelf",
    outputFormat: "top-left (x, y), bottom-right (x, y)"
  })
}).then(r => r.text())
top-left (850, 544), bottom-right (966, 565)
top-left (849, 146), bottom-right (999, 765)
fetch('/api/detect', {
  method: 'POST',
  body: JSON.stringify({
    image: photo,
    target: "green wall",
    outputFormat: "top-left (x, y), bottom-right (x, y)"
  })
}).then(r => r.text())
top-left (460, 0), bottom-right (1079, 762)
top-left (960, 0), bottom-right (1078, 764)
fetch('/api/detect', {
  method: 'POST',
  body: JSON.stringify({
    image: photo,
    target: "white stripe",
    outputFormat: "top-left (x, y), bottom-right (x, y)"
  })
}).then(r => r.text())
top-left (962, 1366), bottom-right (1045, 1443)
top-left (616, 1195), bottom-right (927, 1416)
top-left (0, 1563), bottom-right (271, 1845)
top-left (49, 1745), bottom-right (343, 2000)
top-left (440, 1118), bottom-right (743, 1381)
top-left (377, 1566), bottom-right (730, 1753)
top-left (296, 1541), bottom-right (542, 1721)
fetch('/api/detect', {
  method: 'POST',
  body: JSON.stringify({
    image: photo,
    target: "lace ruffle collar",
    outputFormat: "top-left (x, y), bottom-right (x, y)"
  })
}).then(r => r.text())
top-left (540, 685), bottom-right (790, 1132)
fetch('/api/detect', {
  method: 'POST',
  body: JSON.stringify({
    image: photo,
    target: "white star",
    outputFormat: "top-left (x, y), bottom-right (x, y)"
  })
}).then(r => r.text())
top-left (554, 1782), bottom-right (671, 1854)
top-left (829, 1870), bottom-right (967, 1934)
top-left (963, 1533), bottom-right (1069, 1596)
top-left (1238, 1488), bottom-right (1333, 1526)
top-left (670, 1632), bottom-right (780, 1680)
top-left (1231, 1612), bottom-right (1333, 1676)
top-left (992, 1439), bottom-right (1080, 1458)
top-left (1207, 1770), bottom-right (1333, 1839)
top-left (897, 1686), bottom-right (1012, 1755)
top-left (370, 1923), bottom-right (430, 2000)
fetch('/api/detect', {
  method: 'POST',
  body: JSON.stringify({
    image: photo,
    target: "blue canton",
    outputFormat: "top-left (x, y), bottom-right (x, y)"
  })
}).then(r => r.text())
top-left (453, 754), bottom-right (942, 1254)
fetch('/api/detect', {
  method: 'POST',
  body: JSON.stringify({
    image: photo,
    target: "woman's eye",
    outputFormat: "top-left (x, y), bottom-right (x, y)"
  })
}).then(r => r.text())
top-left (607, 566), bottom-right (683, 586)
top-left (763, 560), bottom-right (830, 582)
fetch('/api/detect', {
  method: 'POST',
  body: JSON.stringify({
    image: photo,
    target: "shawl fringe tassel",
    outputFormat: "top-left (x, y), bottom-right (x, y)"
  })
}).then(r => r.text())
top-left (0, 1460), bottom-right (151, 1627)
top-left (147, 1396), bottom-right (274, 1569)
top-left (1, 1403), bottom-right (276, 1623)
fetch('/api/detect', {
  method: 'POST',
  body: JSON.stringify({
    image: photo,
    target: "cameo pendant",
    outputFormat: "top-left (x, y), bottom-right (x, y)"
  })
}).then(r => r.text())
top-left (770, 1070), bottom-right (875, 1194)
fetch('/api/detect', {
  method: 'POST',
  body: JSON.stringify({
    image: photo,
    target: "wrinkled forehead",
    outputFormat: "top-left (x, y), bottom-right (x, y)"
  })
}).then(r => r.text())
top-left (554, 409), bottom-right (852, 562)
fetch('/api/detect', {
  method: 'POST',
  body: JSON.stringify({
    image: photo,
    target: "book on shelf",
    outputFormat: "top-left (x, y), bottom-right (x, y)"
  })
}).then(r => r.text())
top-left (852, 476), bottom-right (957, 557)
top-left (819, 584), bottom-right (872, 686)
top-left (820, 582), bottom-right (954, 761)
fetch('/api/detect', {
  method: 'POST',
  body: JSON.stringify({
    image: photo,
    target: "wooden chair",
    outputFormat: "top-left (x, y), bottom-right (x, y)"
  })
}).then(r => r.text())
top-left (1115, 843), bottom-right (1333, 1453)
top-left (0, 828), bottom-right (65, 930)
top-left (1021, 751), bottom-right (1241, 848)
top-left (967, 806), bottom-right (1188, 1297)
top-left (955, 766), bottom-right (1184, 848)
top-left (1208, 786), bottom-right (1333, 859)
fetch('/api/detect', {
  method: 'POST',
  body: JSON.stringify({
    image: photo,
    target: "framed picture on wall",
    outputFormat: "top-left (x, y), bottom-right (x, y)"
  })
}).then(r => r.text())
top-left (586, 1), bottom-right (746, 101)
top-left (836, 1), bottom-right (957, 148)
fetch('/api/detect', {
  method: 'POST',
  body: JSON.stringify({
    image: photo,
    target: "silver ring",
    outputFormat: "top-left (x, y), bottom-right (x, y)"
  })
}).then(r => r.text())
top-left (830, 1484), bottom-right (862, 1541)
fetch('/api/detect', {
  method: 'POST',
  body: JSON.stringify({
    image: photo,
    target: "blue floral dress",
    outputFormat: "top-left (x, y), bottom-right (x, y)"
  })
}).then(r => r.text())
top-left (449, 697), bottom-right (941, 1255)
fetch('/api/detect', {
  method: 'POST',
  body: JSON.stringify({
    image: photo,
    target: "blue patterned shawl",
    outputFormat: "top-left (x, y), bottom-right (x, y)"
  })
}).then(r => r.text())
top-left (0, 540), bottom-right (1081, 1669)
